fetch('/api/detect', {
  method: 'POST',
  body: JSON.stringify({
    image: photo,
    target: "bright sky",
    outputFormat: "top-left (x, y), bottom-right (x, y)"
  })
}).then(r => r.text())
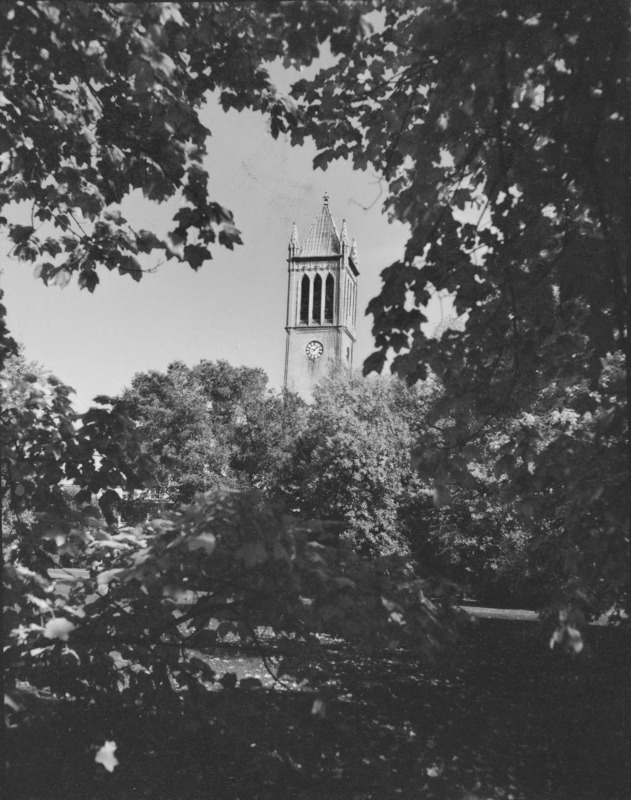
top-left (1, 71), bottom-right (449, 411)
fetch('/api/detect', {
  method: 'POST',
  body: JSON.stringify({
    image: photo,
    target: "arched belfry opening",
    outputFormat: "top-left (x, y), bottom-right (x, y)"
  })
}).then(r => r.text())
top-left (299, 274), bottom-right (309, 324)
top-left (312, 274), bottom-right (322, 324)
top-left (325, 274), bottom-right (334, 323)
top-left (283, 196), bottom-right (360, 400)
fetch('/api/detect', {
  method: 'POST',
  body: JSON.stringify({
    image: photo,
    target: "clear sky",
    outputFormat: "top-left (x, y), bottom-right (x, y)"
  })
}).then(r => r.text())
top-left (1, 82), bottom-right (449, 411)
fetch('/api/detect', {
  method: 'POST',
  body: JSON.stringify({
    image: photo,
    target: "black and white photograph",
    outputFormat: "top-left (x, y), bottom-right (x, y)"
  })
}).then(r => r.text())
top-left (2, 2), bottom-right (629, 798)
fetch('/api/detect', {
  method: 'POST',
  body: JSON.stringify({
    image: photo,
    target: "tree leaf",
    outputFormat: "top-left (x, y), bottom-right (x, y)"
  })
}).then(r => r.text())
top-left (95, 741), bottom-right (119, 772)
top-left (42, 617), bottom-right (75, 641)
top-left (183, 244), bottom-right (211, 270)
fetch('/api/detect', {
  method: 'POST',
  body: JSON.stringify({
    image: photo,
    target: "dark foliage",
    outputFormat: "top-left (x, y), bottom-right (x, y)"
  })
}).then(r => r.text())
top-left (6, 619), bottom-right (630, 800)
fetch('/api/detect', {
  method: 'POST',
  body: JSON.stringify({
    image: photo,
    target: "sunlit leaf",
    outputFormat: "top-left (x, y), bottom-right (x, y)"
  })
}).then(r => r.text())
top-left (95, 741), bottom-right (119, 773)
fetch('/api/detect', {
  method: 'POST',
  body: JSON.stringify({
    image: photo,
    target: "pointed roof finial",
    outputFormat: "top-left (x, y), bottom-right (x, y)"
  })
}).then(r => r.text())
top-left (323, 192), bottom-right (329, 204)
top-left (288, 222), bottom-right (300, 254)
top-left (340, 219), bottom-right (349, 246)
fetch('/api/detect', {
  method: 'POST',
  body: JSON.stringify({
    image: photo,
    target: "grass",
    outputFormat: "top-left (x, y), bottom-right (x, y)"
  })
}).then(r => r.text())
top-left (6, 617), bottom-right (630, 800)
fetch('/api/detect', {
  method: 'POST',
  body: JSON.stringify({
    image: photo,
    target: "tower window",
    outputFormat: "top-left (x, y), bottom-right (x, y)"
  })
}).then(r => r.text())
top-left (300, 275), bottom-right (310, 324)
top-left (312, 274), bottom-right (322, 324)
top-left (324, 274), bottom-right (334, 323)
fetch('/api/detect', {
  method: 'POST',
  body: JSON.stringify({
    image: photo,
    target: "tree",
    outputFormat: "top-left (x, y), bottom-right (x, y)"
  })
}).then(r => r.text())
top-left (280, 371), bottom-right (432, 557)
top-left (118, 361), bottom-right (227, 512)
top-left (1, 349), bottom-right (153, 562)
top-left (188, 359), bottom-right (306, 493)
top-left (118, 359), bottom-right (304, 515)
top-left (3, 349), bottom-right (464, 762)
top-left (404, 404), bottom-right (562, 610)
top-left (3, 356), bottom-right (463, 756)
top-left (290, 0), bottom-right (630, 631)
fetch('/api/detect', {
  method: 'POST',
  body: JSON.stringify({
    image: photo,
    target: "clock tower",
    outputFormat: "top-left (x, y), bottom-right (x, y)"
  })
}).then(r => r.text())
top-left (283, 195), bottom-right (359, 400)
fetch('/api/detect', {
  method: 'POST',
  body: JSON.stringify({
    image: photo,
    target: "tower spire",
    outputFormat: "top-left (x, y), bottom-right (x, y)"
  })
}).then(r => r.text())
top-left (299, 196), bottom-right (340, 256)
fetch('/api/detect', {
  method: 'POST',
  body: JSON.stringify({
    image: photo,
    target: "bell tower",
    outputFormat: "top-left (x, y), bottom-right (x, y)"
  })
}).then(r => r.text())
top-left (283, 195), bottom-right (359, 400)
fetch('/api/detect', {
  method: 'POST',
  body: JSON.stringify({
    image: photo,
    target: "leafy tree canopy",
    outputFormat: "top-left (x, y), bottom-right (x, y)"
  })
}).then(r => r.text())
top-left (1, 0), bottom-right (371, 289)
top-left (1, 349), bottom-right (153, 559)
top-left (118, 359), bottom-right (305, 513)
top-left (294, 1), bottom-right (628, 382)
top-left (281, 370), bottom-right (430, 556)
top-left (289, 0), bottom-right (630, 623)
top-left (4, 360), bottom-right (464, 745)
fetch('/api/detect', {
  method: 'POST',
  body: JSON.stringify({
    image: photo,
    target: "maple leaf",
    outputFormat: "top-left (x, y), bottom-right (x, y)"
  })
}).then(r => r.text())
top-left (184, 244), bottom-right (211, 270)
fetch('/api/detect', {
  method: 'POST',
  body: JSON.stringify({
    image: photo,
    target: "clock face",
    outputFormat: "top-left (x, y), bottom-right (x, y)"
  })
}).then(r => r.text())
top-left (305, 341), bottom-right (324, 361)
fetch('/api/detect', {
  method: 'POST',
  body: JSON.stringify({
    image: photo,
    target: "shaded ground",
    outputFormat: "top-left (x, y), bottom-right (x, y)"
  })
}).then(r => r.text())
top-left (6, 618), bottom-right (630, 799)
